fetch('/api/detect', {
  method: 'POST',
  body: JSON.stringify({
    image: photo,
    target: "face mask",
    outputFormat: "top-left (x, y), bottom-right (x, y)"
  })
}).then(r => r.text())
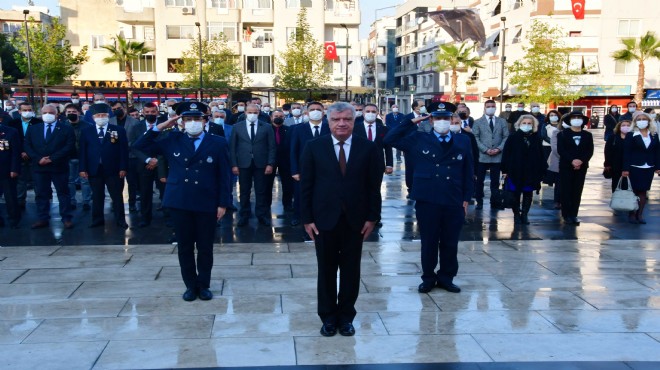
top-left (392, 108), bottom-right (399, 113)
top-left (549, 115), bottom-right (559, 123)
top-left (292, 108), bottom-right (301, 116)
top-left (237, 106), bottom-right (245, 112)
top-left (302, 115), bottom-right (310, 123)
top-left (519, 124), bottom-right (533, 133)
top-left (620, 125), bottom-right (632, 134)
top-left (364, 112), bottom-right (377, 122)
top-left (283, 110), bottom-right (290, 116)
top-left (218, 104), bottom-right (225, 110)
top-left (433, 120), bottom-right (450, 134)
top-left (419, 106), bottom-right (428, 114)
top-left (94, 117), bottom-right (109, 127)
top-left (246, 113), bottom-right (258, 123)
top-left (611, 107), bottom-right (618, 113)
top-left (262, 107), bottom-right (271, 113)
top-left (562, 123), bottom-right (570, 129)
top-left (211, 107), bottom-right (219, 113)
top-left (71, 99), bottom-right (80, 104)
top-left (531, 107), bottom-right (540, 114)
top-left (66, 113), bottom-right (79, 122)
top-left (167, 107), bottom-right (175, 115)
top-left (650, 113), bottom-right (657, 120)
top-left (458, 112), bottom-right (468, 119)
top-left (185, 120), bottom-right (204, 136)
top-left (114, 108), bottom-right (124, 117)
top-left (273, 117), bottom-right (284, 125)
top-left (485, 107), bottom-right (496, 116)
top-left (505, 107), bottom-right (512, 112)
top-left (636, 120), bottom-right (649, 129)
top-left (517, 107), bottom-right (524, 112)
top-left (145, 114), bottom-right (158, 123)
top-left (42, 113), bottom-right (57, 123)
top-left (628, 107), bottom-right (637, 113)
top-left (213, 118), bottom-right (224, 125)
top-left (95, 100), bottom-right (105, 105)
top-left (570, 118), bottom-right (583, 127)
top-left (21, 111), bottom-right (35, 119)
top-left (308, 110), bottom-right (323, 121)
top-left (355, 111), bottom-right (363, 117)
top-left (449, 124), bottom-right (461, 133)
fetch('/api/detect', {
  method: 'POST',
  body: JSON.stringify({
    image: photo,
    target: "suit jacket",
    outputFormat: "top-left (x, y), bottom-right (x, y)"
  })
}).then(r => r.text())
top-left (0, 125), bottom-right (22, 177)
top-left (207, 122), bottom-right (226, 138)
top-left (384, 120), bottom-right (474, 207)
top-left (272, 124), bottom-right (291, 170)
top-left (65, 119), bottom-right (92, 158)
top-left (24, 121), bottom-right (75, 173)
top-left (128, 120), bottom-right (150, 163)
top-left (623, 131), bottom-right (660, 171)
top-left (557, 129), bottom-right (594, 170)
top-left (459, 129), bottom-right (479, 171)
top-left (229, 120), bottom-right (276, 168)
top-left (289, 122), bottom-right (330, 175)
top-left (284, 116), bottom-right (305, 127)
top-left (133, 130), bottom-right (232, 212)
top-left (472, 115), bottom-right (509, 163)
top-left (300, 135), bottom-right (383, 231)
top-left (385, 112), bottom-right (404, 128)
top-left (79, 124), bottom-right (129, 177)
top-left (8, 117), bottom-right (43, 147)
top-left (352, 121), bottom-right (392, 169)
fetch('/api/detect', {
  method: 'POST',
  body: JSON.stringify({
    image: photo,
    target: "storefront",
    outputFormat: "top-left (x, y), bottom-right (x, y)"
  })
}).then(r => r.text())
top-left (551, 85), bottom-right (634, 128)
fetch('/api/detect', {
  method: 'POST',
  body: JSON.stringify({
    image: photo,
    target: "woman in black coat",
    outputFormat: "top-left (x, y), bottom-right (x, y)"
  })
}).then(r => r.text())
top-left (604, 119), bottom-right (632, 192)
top-left (622, 112), bottom-right (660, 224)
top-left (603, 105), bottom-right (620, 141)
top-left (501, 115), bottom-right (547, 225)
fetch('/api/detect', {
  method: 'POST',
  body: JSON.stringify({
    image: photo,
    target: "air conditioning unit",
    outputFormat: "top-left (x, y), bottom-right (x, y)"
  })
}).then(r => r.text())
top-left (182, 7), bottom-right (195, 15)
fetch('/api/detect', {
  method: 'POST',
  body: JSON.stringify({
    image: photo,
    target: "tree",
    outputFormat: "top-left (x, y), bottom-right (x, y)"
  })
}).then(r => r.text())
top-left (175, 33), bottom-right (248, 91)
top-left (274, 7), bottom-right (329, 101)
top-left (611, 31), bottom-right (660, 105)
top-left (426, 41), bottom-right (483, 103)
top-left (102, 35), bottom-right (153, 106)
top-left (507, 20), bottom-right (582, 105)
top-left (12, 17), bottom-right (88, 86)
top-left (0, 33), bottom-right (25, 83)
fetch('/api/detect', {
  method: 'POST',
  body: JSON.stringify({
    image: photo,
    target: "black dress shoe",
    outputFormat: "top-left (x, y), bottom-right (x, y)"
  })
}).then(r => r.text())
top-left (63, 221), bottom-right (74, 229)
top-left (89, 221), bottom-right (105, 228)
top-left (258, 218), bottom-right (271, 226)
top-left (31, 220), bottom-right (49, 229)
top-left (338, 323), bottom-right (355, 336)
top-left (237, 217), bottom-right (249, 227)
top-left (0, 218), bottom-right (4, 227)
top-left (320, 323), bottom-right (337, 337)
top-left (70, 203), bottom-right (77, 210)
top-left (116, 221), bottom-right (129, 229)
top-left (290, 218), bottom-right (300, 226)
top-left (475, 203), bottom-right (483, 210)
top-left (572, 217), bottom-right (581, 226)
top-left (198, 288), bottom-right (213, 300)
top-left (182, 288), bottom-right (197, 302)
top-left (437, 282), bottom-right (461, 293)
top-left (418, 282), bottom-right (435, 293)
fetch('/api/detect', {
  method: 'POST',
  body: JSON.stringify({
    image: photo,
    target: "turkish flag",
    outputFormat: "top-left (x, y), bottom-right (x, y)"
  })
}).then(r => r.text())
top-left (324, 42), bottom-right (338, 60)
top-left (571, 0), bottom-right (585, 20)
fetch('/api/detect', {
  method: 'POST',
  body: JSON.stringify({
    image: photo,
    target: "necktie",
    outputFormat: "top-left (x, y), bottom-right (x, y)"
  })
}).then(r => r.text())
top-left (338, 141), bottom-right (346, 176)
top-left (275, 126), bottom-right (281, 145)
top-left (489, 117), bottom-right (494, 132)
top-left (314, 125), bottom-right (320, 138)
top-left (368, 124), bottom-right (373, 141)
top-left (250, 123), bottom-right (255, 142)
top-left (46, 124), bottom-right (53, 140)
top-left (98, 127), bottom-right (104, 143)
top-left (190, 136), bottom-right (199, 151)
top-left (439, 135), bottom-right (447, 142)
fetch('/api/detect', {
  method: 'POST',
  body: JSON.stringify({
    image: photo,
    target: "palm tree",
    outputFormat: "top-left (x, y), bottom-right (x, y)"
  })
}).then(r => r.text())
top-left (426, 41), bottom-right (483, 103)
top-left (612, 31), bottom-right (660, 105)
top-left (102, 35), bottom-right (153, 106)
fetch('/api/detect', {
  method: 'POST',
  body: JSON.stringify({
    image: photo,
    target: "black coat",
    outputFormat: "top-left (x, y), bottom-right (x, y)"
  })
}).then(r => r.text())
top-left (604, 134), bottom-right (625, 175)
top-left (352, 121), bottom-right (392, 169)
top-left (557, 129), bottom-right (594, 170)
top-left (501, 130), bottom-right (547, 190)
top-left (603, 113), bottom-right (619, 140)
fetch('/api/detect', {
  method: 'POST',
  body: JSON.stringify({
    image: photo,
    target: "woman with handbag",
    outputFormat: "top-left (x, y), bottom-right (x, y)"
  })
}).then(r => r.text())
top-left (604, 119), bottom-right (632, 192)
top-left (621, 112), bottom-right (660, 224)
top-left (501, 115), bottom-right (547, 224)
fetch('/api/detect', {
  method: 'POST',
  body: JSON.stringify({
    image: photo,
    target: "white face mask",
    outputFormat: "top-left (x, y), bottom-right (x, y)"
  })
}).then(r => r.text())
top-left (185, 120), bottom-right (204, 136)
top-left (392, 108), bottom-right (399, 113)
top-left (167, 107), bottom-right (175, 115)
top-left (611, 107), bottom-right (618, 113)
top-left (549, 115), bottom-right (559, 123)
top-left (308, 110), bottom-right (323, 121)
top-left (620, 125), bottom-right (632, 134)
top-left (517, 107), bottom-right (524, 111)
top-left (21, 111), bottom-right (35, 119)
top-left (214, 118), bottom-right (224, 125)
top-left (246, 113), bottom-right (258, 123)
top-left (237, 106), bottom-right (245, 112)
top-left (519, 124), bottom-right (533, 133)
top-left (262, 107), bottom-right (271, 113)
top-left (218, 104), bottom-right (225, 110)
top-left (570, 118), bottom-right (583, 127)
top-left (302, 115), bottom-right (310, 123)
top-left (636, 120), bottom-right (649, 129)
top-left (419, 106), bottom-right (428, 114)
top-left (433, 120), bottom-right (450, 134)
top-left (94, 117), bottom-right (109, 127)
top-left (505, 107), bottom-right (512, 112)
top-left (449, 124), bottom-right (461, 133)
top-left (41, 113), bottom-right (57, 123)
top-left (485, 107), bottom-right (496, 116)
top-left (211, 107), bottom-right (219, 113)
top-left (283, 110), bottom-right (290, 115)
top-left (364, 112), bottom-right (377, 122)
top-left (628, 107), bottom-right (637, 113)
top-left (292, 108), bottom-right (302, 116)
top-left (531, 107), bottom-right (540, 114)
top-left (650, 113), bottom-right (657, 120)
top-left (71, 99), bottom-right (80, 104)
top-left (355, 111), bottom-right (363, 117)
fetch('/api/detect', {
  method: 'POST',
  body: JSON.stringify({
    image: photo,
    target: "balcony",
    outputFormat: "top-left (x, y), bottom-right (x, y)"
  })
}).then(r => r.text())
top-left (377, 72), bottom-right (388, 81)
top-left (243, 7), bottom-right (274, 23)
top-left (115, 6), bottom-right (154, 23)
top-left (564, 36), bottom-right (599, 50)
top-left (376, 55), bottom-right (387, 64)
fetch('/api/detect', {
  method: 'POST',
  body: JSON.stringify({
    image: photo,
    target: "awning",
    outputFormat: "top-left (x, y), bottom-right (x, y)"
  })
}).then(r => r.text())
top-left (11, 92), bottom-right (201, 102)
top-left (484, 30), bottom-right (500, 49)
top-left (642, 99), bottom-right (660, 107)
top-left (482, 87), bottom-right (501, 98)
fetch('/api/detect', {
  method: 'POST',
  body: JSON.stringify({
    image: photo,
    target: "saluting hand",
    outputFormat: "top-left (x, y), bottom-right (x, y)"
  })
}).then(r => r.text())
top-left (156, 115), bottom-right (180, 131)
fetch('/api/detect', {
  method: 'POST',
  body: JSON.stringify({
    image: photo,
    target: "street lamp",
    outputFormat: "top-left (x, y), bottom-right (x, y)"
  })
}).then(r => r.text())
top-left (23, 9), bottom-right (35, 108)
top-left (499, 16), bottom-right (506, 112)
top-left (340, 23), bottom-right (349, 101)
top-left (409, 84), bottom-right (416, 113)
top-left (393, 86), bottom-right (400, 107)
top-left (195, 22), bottom-right (203, 100)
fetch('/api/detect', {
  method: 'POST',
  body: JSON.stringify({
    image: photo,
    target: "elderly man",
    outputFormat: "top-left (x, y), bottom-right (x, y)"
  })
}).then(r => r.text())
top-left (284, 103), bottom-right (305, 126)
top-left (301, 102), bottom-right (383, 337)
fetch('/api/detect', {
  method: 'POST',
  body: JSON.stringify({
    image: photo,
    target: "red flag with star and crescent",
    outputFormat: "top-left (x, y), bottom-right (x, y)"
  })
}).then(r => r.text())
top-left (324, 42), bottom-right (338, 60)
top-left (572, 0), bottom-right (585, 20)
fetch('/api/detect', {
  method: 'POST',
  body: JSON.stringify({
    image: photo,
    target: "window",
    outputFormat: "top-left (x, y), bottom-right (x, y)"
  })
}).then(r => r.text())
top-left (243, 0), bottom-right (270, 8)
top-left (245, 55), bottom-right (272, 73)
top-left (2, 22), bottom-right (22, 34)
top-left (512, 27), bottom-right (522, 44)
top-left (144, 27), bottom-right (155, 41)
top-left (492, 33), bottom-right (500, 48)
top-left (208, 22), bottom-right (237, 41)
top-left (91, 35), bottom-right (105, 49)
top-left (492, 0), bottom-right (501, 16)
top-left (286, 0), bottom-right (312, 7)
top-left (167, 58), bottom-right (183, 73)
top-left (615, 60), bottom-right (636, 75)
top-left (569, 31), bottom-right (581, 37)
top-left (618, 19), bottom-right (641, 37)
top-left (167, 25), bottom-right (196, 39)
top-left (208, 0), bottom-right (235, 7)
top-left (324, 0), bottom-right (333, 10)
top-left (166, 0), bottom-right (194, 6)
top-left (488, 61), bottom-right (498, 78)
top-left (120, 55), bottom-right (155, 73)
top-left (513, 0), bottom-right (523, 10)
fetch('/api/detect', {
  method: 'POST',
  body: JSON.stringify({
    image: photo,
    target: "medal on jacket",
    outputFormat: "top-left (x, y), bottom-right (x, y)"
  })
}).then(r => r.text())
top-left (173, 152), bottom-right (181, 157)
top-left (457, 154), bottom-right (463, 160)
top-left (206, 156), bottom-right (213, 163)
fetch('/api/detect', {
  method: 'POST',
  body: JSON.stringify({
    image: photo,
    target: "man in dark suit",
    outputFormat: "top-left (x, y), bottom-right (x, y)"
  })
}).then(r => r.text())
top-left (289, 101), bottom-right (330, 227)
top-left (265, 109), bottom-right (294, 212)
top-left (456, 103), bottom-right (475, 131)
top-left (353, 103), bottom-right (392, 175)
top-left (134, 101), bottom-right (232, 301)
top-left (619, 101), bottom-right (638, 122)
top-left (79, 104), bottom-right (129, 229)
top-left (63, 103), bottom-right (92, 211)
top-left (8, 102), bottom-right (42, 210)
top-left (385, 104), bottom-right (404, 162)
top-left (0, 124), bottom-right (22, 228)
top-left (229, 103), bottom-right (276, 226)
top-left (507, 102), bottom-right (529, 132)
top-left (24, 104), bottom-right (75, 229)
top-left (284, 103), bottom-right (305, 127)
top-left (384, 106), bottom-right (474, 294)
top-left (111, 101), bottom-right (141, 212)
top-left (301, 101), bottom-right (383, 337)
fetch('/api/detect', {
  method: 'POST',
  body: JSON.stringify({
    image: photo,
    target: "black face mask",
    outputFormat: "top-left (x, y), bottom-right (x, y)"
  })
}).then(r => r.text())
top-left (114, 109), bottom-right (125, 118)
top-left (458, 112), bottom-right (468, 119)
top-left (144, 114), bottom-right (158, 123)
top-left (67, 113), bottom-right (79, 122)
top-left (273, 117), bottom-right (284, 125)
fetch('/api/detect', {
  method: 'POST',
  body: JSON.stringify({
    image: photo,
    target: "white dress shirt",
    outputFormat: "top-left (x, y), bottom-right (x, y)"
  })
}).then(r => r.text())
top-left (331, 134), bottom-right (352, 162)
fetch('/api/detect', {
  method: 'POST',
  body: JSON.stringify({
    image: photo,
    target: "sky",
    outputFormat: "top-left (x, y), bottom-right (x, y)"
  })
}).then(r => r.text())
top-left (14, 0), bottom-right (402, 39)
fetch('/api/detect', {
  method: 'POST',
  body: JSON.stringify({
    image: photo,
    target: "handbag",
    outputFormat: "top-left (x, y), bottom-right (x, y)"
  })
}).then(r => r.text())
top-left (609, 177), bottom-right (639, 212)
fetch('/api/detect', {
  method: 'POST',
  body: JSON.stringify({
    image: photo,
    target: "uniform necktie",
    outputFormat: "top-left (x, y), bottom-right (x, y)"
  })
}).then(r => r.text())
top-left (46, 124), bottom-right (53, 140)
top-left (338, 141), bottom-right (346, 176)
top-left (275, 126), bottom-right (281, 145)
top-left (314, 125), bottom-right (320, 138)
top-left (489, 117), bottom-right (494, 132)
top-left (190, 136), bottom-right (199, 151)
top-left (98, 127), bottom-right (104, 143)
top-left (368, 124), bottom-right (373, 141)
top-left (250, 123), bottom-right (255, 142)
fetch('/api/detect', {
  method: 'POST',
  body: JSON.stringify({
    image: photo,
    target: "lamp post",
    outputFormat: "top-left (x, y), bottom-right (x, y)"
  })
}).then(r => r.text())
top-left (409, 84), bottom-right (416, 113)
top-left (393, 86), bottom-right (400, 107)
top-left (195, 22), bottom-right (203, 100)
top-left (23, 9), bottom-right (35, 108)
top-left (339, 23), bottom-right (349, 101)
top-left (499, 16), bottom-right (506, 112)
top-left (456, 20), bottom-right (463, 40)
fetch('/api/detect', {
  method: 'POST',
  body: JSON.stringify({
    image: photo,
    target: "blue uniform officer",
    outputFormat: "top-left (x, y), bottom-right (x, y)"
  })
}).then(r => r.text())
top-left (384, 105), bottom-right (474, 294)
top-left (133, 101), bottom-right (232, 302)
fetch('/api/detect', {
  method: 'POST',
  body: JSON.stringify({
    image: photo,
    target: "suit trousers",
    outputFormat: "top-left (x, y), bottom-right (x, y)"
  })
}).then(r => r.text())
top-left (415, 201), bottom-right (464, 285)
top-left (315, 212), bottom-right (364, 325)
top-left (137, 164), bottom-right (158, 223)
top-left (560, 166), bottom-right (587, 219)
top-left (238, 162), bottom-right (269, 219)
top-left (127, 158), bottom-right (140, 206)
top-left (89, 167), bottom-right (126, 224)
top-left (0, 177), bottom-right (20, 225)
top-left (475, 162), bottom-right (501, 202)
top-left (265, 164), bottom-right (293, 209)
top-left (170, 208), bottom-right (216, 290)
top-left (17, 161), bottom-right (32, 205)
top-left (292, 181), bottom-right (301, 219)
top-left (68, 159), bottom-right (91, 206)
top-left (33, 170), bottom-right (72, 222)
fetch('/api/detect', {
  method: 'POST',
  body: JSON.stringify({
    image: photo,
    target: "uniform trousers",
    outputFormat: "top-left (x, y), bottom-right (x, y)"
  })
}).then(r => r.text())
top-left (559, 166), bottom-right (587, 219)
top-left (170, 208), bottom-right (217, 290)
top-left (17, 161), bottom-right (32, 205)
top-left (137, 164), bottom-right (158, 223)
top-left (315, 212), bottom-right (363, 325)
top-left (0, 177), bottom-right (19, 225)
top-left (33, 171), bottom-right (71, 222)
top-left (415, 201), bottom-right (464, 285)
top-left (89, 166), bottom-right (125, 224)
top-left (238, 162), bottom-right (269, 219)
